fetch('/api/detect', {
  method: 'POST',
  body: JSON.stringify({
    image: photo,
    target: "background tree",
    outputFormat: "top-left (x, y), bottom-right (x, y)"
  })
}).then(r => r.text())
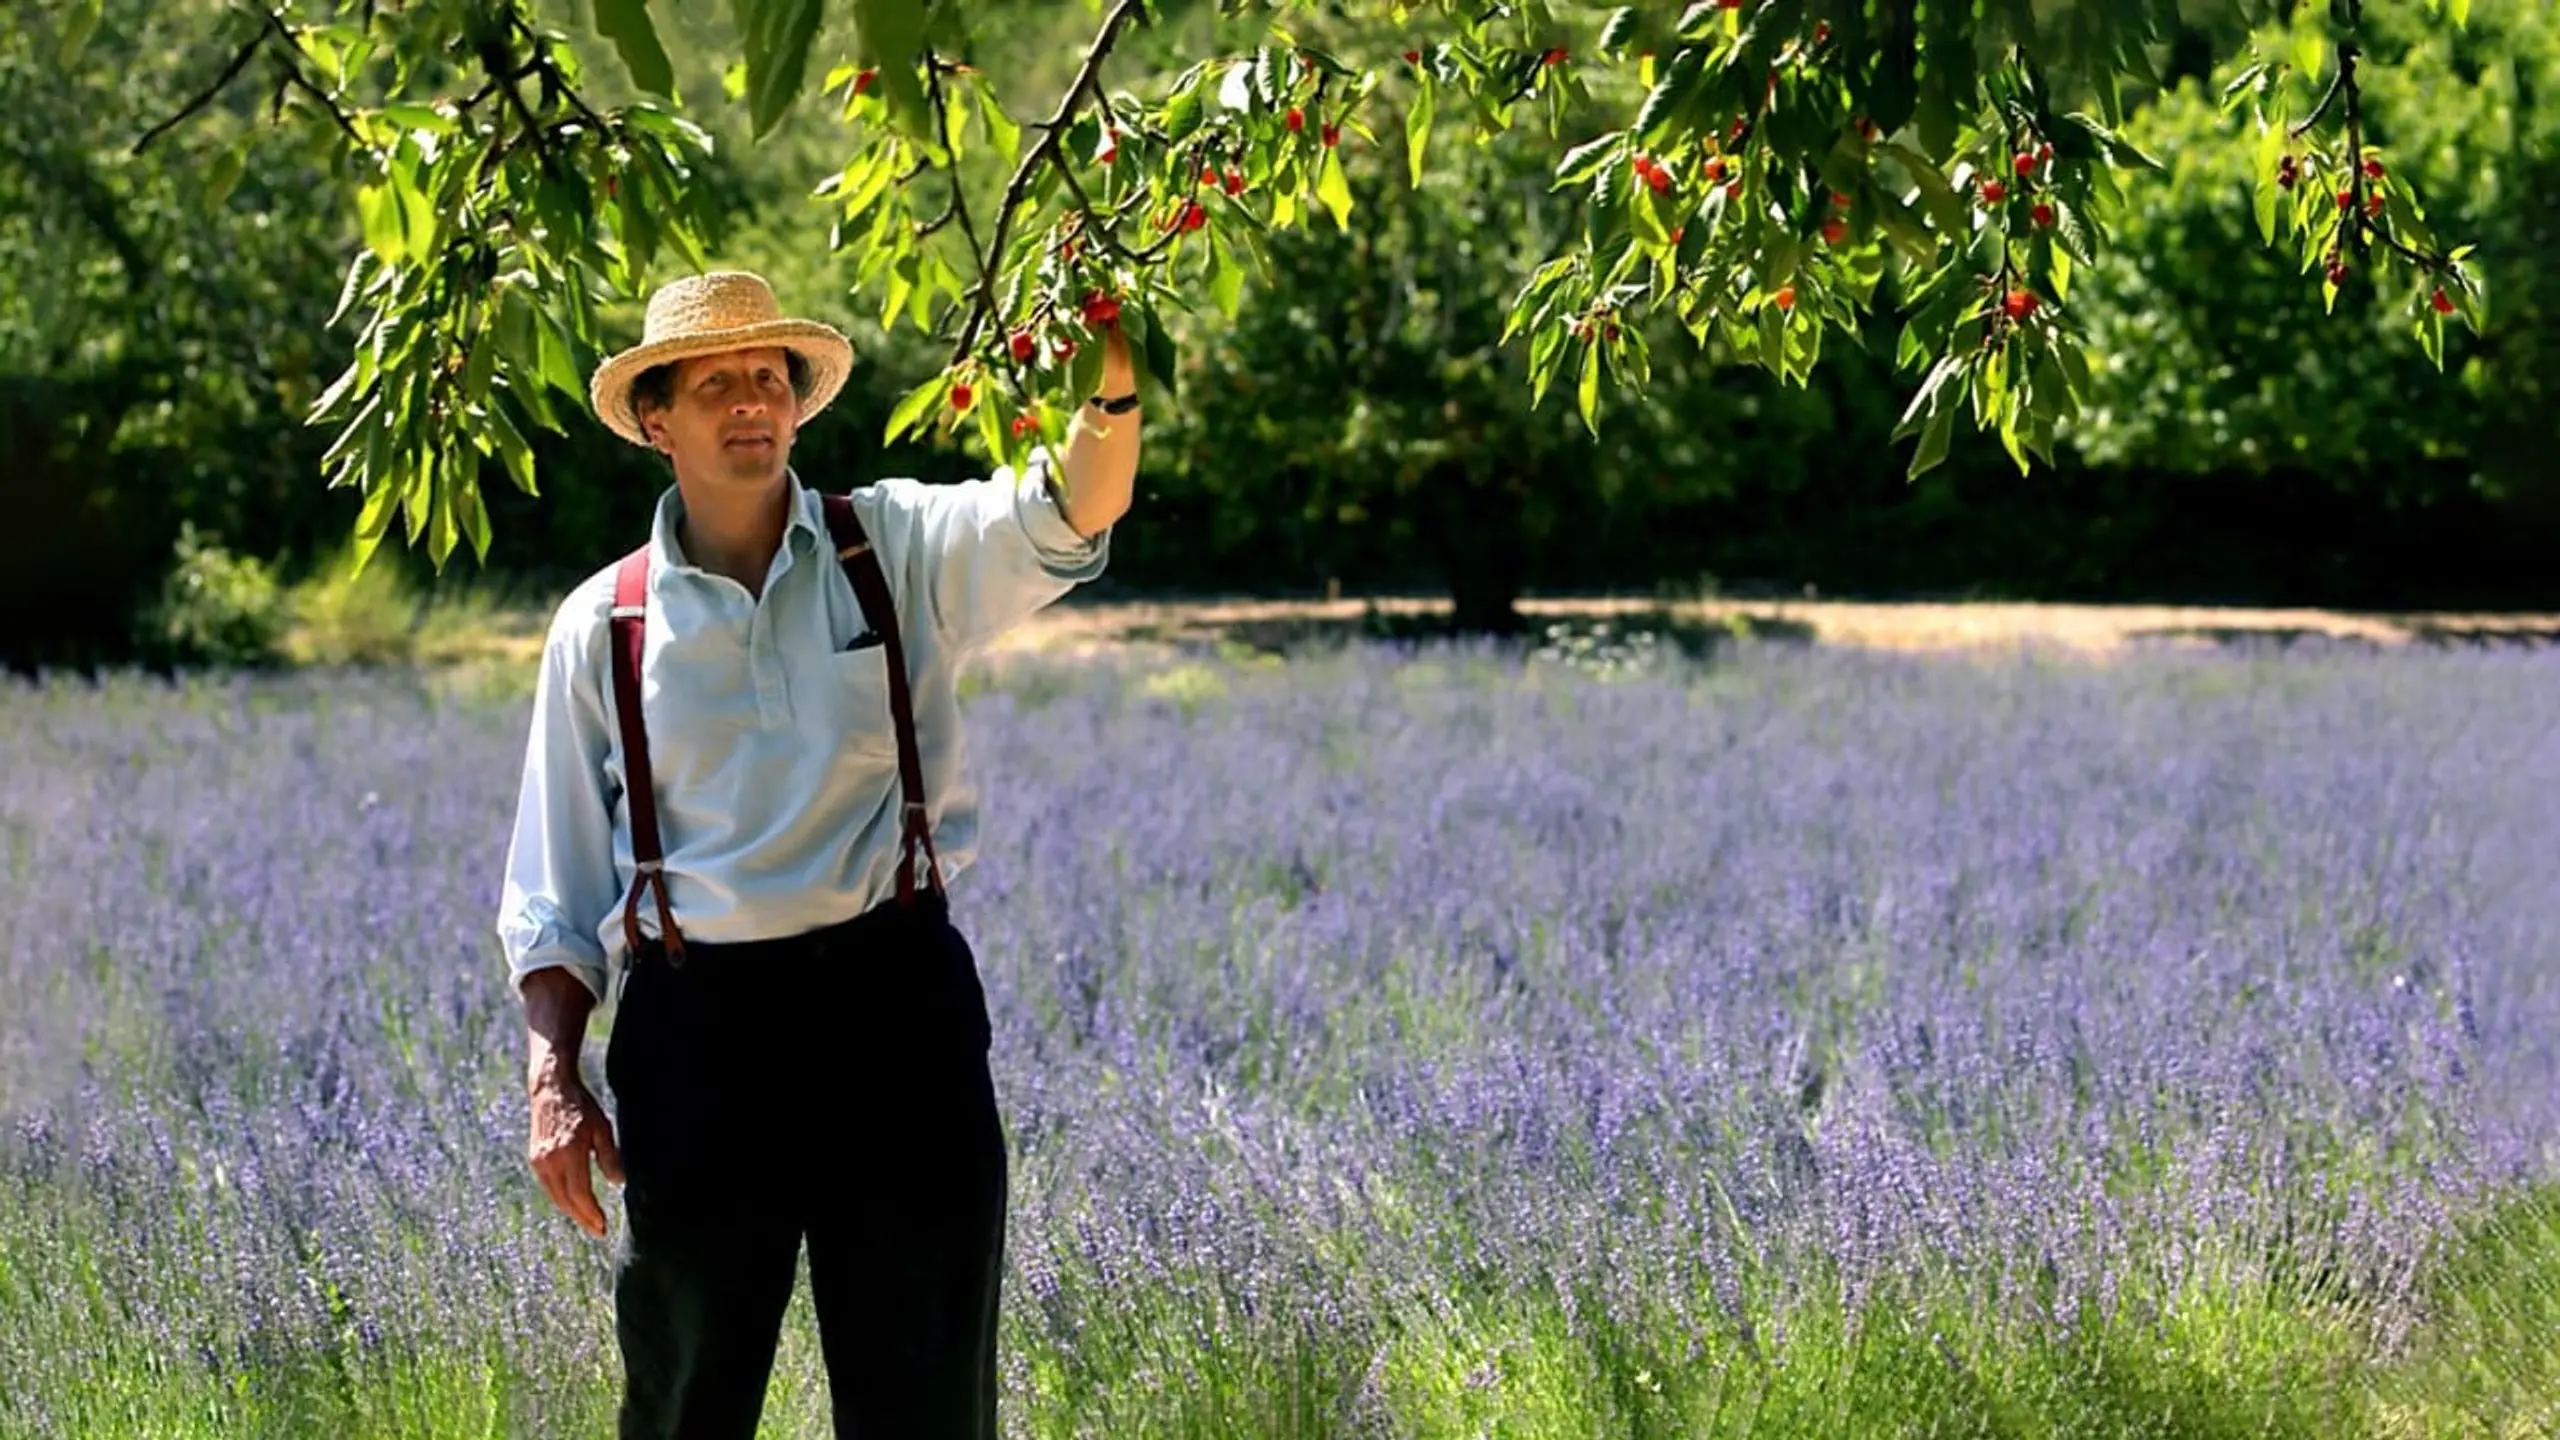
top-left (48, 0), bottom-right (2475, 569)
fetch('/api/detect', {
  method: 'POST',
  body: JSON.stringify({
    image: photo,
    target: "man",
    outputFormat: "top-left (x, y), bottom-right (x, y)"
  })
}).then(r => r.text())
top-left (495, 270), bottom-right (1136, 1438)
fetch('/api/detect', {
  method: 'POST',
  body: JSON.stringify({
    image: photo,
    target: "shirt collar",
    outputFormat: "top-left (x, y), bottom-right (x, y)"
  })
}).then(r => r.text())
top-left (646, 468), bottom-right (826, 584)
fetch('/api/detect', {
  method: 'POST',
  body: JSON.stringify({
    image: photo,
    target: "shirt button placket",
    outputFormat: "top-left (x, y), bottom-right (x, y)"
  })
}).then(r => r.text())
top-left (750, 595), bottom-right (788, 729)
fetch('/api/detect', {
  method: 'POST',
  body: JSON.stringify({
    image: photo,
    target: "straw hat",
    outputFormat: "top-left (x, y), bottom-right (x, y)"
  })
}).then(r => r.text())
top-left (588, 271), bottom-right (853, 447)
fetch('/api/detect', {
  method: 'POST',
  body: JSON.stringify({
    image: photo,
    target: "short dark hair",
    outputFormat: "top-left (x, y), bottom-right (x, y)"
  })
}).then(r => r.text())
top-left (629, 349), bottom-right (814, 428)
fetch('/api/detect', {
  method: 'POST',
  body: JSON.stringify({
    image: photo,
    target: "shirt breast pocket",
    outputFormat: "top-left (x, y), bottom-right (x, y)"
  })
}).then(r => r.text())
top-left (818, 643), bottom-right (901, 756)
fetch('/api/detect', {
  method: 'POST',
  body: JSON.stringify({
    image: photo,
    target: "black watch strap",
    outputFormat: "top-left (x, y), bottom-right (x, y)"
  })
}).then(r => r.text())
top-left (1087, 391), bottom-right (1142, 414)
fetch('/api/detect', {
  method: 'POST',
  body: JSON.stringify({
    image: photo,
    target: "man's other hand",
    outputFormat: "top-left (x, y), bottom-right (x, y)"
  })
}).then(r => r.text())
top-left (520, 965), bottom-right (622, 1237)
top-left (528, 1054), bottom-right (624, 1236)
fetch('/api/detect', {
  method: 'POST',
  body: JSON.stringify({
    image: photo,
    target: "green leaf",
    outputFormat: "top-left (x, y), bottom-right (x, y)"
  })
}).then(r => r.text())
top-left (1405, 74), bottom-right (1436, 189)
top-left (1315, 148), bottom-right (1355, 230)
top-left (2254, 109), bottom-right (2285, 246)
top-left (379, 104), bottom-right (455, 135)
top-left (1894, 352), bottom-right (1964, 438)
top-left (204, 139), bottom-right (250, 210)
top-left (535, 309), bottom-right (585, 402)
top-left (884, 372), bottom-right (948, 444)
top-left (455, 472), bottom-right (494, 564)
top-left (2064, 112), bottom-right (2162, 171)
top-left (1207, 235), bottom-right (1243, 318)
top-left (740, 0), bottom-right (827, 139)
top-left (1141, 308), bottom-right (1179, 403)
top-left (851, 0), bottom-right (933, 145)
top-left (1575, 340), bottom-right (1600, 436)
top-left (1909, 392), bottom-right (1958, 478)
top-left (2451, 0), bottom-right (2471, 24)
top-left (976, 83), bottom-right (1020, 163)
top-left (486, 399), bottom-right (539, 496)
top-left (1883, 142), bottom-right (1967, 235)
top-left (1069, 328), bottom-right (1105, 403)
top-left (1554, 133), bottom-right (1620, 188)
top-left (388, 152), bottom-right (438, 257)
top-left (1530, 322), bottom-right (1567, 407)
top-left (58, 0), bottom-right (100, 66)
top-left (618, 174), bottom-right (660, 281)
top-left (596, 0), bottom-right (677, 99)
top-left (356, 184), bottom-right (405, 264)
top-left (1633, 48), bottom-right (1704, 145)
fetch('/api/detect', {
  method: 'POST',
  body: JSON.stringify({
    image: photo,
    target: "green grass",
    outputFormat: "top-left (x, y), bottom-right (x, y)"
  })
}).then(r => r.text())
top-left (9, 1187), bottom-right (2556, 1437)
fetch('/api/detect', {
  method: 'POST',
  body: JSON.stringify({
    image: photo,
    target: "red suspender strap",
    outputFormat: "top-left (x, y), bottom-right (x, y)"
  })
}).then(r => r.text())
top-left (608, 547), bottom-right (686, 966)
top-left (821, 493), bottom-right (945, 907)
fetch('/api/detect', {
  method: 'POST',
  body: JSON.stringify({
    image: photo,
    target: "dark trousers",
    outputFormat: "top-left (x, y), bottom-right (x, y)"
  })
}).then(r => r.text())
top-left (603, 891), bottom-right (1005, 1439)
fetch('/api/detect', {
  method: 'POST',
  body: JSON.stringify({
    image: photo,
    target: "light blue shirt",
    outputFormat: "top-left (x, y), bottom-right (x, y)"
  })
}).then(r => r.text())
top-left (496, 456), bottom-right (1109, 1003)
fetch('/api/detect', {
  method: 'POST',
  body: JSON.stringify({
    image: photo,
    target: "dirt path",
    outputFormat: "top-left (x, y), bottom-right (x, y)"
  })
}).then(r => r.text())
top-left (978, 594), bottom-right (2560, 661)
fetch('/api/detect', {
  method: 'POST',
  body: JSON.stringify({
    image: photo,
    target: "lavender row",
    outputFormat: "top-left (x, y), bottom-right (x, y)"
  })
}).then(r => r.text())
top-left (2, 642), bottom-right (2553, 1417)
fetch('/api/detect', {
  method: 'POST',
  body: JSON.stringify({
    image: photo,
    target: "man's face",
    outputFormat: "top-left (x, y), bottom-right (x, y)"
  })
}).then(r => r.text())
top-left (638, 346), bottom-right (801, 486)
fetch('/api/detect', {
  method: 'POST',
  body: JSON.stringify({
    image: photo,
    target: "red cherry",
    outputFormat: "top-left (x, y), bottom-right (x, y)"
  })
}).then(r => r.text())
top-left (1223, 168), bottom-right (1245, 195)
top-left (2277, 156), bottom-right (2297, 189)
top-left (1082, 292), bottom-right (1120, 327)
top-left (1182, 200), bottom-right (1207, 231)
top-left (2014, 151), bottom-right (2037, 178)
top-left (1704, 156), bottom-right (1727, 183)
top-left (1011, 414), bottom-right (1036, 438)
top-left (2031, 201), bottom-right (2054, 228)
top-left (1604, 323), bottom-right (1621, 343)
top-left (1719, 0), bottom-right (1742, 9)
top-left (2367, 193), bottom-right (2385, 217)
top-left (1009, 330), bottom-right (1036, 363)
top-left (1831, 190), bottom-right (1853, 209)
top-left (1321, 123), bottom-right (1340, 148)
top-left (1773, 285), bottom-right (1796, 311)
top-left (854, 68), bottom-right (876, 95)
top-left (1670, 225), bottom-right (1686, 243)
top-left (1724, 178), bottom-right (1743, 200)
top-left (1541, 47), bottom-right (1568, 66)
top-left (1200, 165), bottom-right (1219, 185)
top-left (604, 175), bottom-right (619, 200)
top-left (2364, 158), bottom-right (2386, 179)
top-left (1814, 20), bottom-right (1831, 42)
top-left (2431, 287), bottom-right (2455, 314)
top-left (2003, 289), bottom-right (2037, 320)
top-left (2336, 188), bottom-right (2354, 211)
top-left (2326, 260), bottom-right (2350, 286)
top-left (1981, 179), bottom-right (2007, 205)
top-left (950, 382), bottom-right (974, 412)
top-left (1821, 219), bottom-right (1847, 244)
top-left (1285, 107), bottom-right (1304, 133)
top-left (2038, 141), bottom-right (2053, 162)
top-left (1403, 49), bottom-right (1421, 64)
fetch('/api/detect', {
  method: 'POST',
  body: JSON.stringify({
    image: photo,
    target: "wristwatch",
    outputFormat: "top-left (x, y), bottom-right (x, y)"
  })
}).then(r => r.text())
top-left (1087, 391), bottom-right (1142, 415)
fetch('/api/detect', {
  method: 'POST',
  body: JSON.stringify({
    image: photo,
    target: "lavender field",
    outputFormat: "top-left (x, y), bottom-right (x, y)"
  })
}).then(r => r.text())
top-left (4, 637), bottom-right (2558, 1438)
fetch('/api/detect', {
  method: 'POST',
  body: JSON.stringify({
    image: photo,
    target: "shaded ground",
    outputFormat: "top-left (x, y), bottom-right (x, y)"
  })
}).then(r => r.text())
top-left (974, 594), bottom-right (2560, 662)
top-left (393, 591), bottom-right (2560, 673)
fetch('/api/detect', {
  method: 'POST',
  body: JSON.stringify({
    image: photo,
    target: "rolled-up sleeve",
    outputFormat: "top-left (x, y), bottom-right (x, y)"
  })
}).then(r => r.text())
top-left (495, 596), bottom-right (618, 1004)
top-left (882, 449), bottom-right (1111, 652)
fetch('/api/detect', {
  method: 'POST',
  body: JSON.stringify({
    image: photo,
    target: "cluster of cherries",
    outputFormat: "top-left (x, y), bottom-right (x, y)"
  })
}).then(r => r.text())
top-left (1977, 143), bottom-right (2061, 323)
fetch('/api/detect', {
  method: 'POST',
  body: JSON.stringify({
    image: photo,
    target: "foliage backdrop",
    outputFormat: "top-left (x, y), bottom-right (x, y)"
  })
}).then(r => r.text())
top-left (4, 0), bottom-right (2556, 668)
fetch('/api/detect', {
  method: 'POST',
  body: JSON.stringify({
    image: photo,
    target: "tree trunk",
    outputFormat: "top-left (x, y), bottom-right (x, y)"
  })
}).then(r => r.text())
top-left (1416, 456), bottom-right (1527, 637)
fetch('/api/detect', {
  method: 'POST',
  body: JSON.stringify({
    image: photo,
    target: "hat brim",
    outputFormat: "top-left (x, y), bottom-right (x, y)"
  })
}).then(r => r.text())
top-left (589, 319), bottom-right (854, 447)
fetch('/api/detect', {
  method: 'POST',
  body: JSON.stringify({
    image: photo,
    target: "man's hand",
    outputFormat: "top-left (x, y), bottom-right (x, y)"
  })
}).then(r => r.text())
top-left (521, 966), bottom-right (623, 1237)
top-left (528, 1055), bottom-right (624, 1237)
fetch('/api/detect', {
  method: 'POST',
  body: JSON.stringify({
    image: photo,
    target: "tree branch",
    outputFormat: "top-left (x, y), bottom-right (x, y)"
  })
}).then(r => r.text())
top-left (513, 13), bottom-right (610, 136)
top-left (131, 32), bottom-right (267, 155)
top-left (1047, 154), bottom-right (1143, 261)
top-left (947, 0), bottom-right (1151, 369)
